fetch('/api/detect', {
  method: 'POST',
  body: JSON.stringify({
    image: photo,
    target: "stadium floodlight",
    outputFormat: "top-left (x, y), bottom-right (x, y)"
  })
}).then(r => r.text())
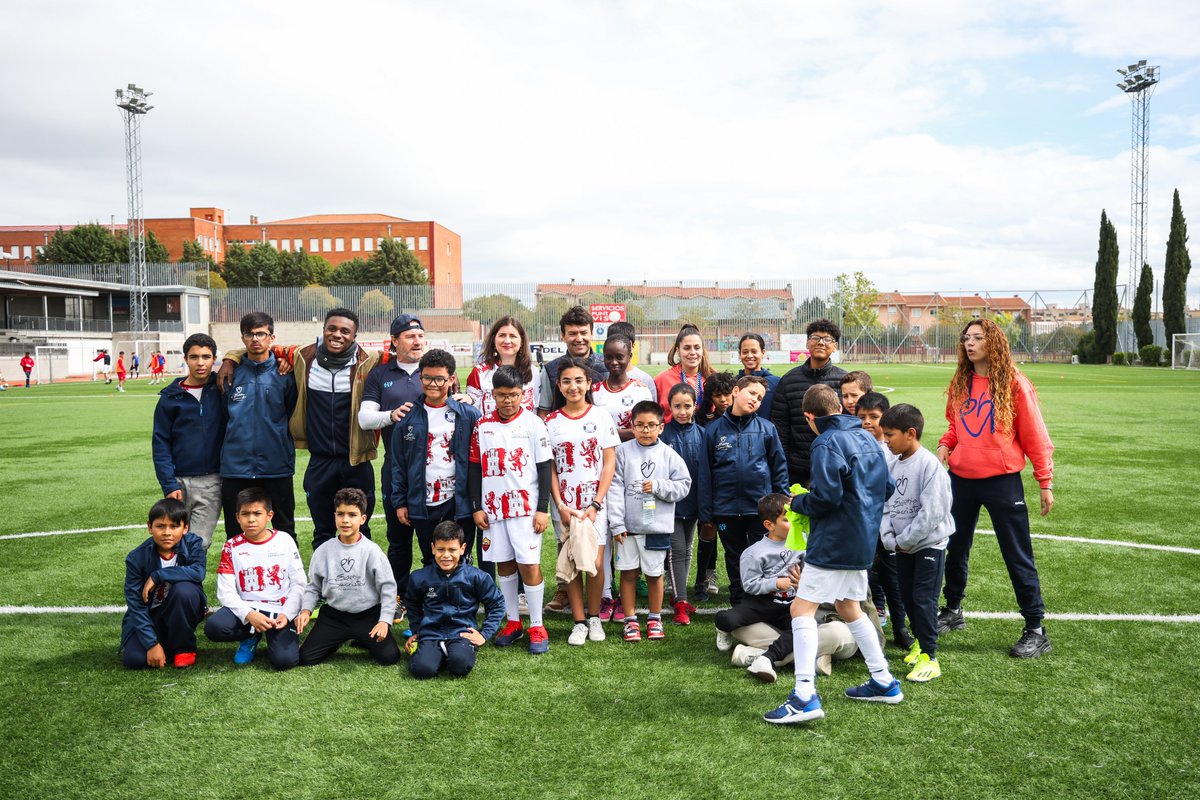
top-left (1117, 67), bottom-right (1128, 75)
top-left (115, 83), bottom-right (154, 333)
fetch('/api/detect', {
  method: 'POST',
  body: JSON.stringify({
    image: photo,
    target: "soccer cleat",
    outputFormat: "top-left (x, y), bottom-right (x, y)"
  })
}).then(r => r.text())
top-left (233, 633), bottom-right (261, 665)
top-left (646, 618), bottom-right (665, 640)
top-left (527, 625), bottom-right (550, 654)
top-left (893, 626), bottom-right (915, 650)
top-left (518, 593), bottom-right (530, 616)
top-left (715, 629), bottom-right (735, 652)
top-left (763, 690), bottom-right (825, 724)
top-left (587, 616), bottom-right (606, 642)
top-left (568, 622), bottom-right (588, 646)
top-left (672, 599), bottom-right (692, 626)
top-left (937, 606), bottom-right (966, 633)
top-left (623, 620), bottom-right (642, 642)
top-left (903, 641), bottom-right (923, 665)
top-left (692, 585), bottom-right (709, 603)
top-left (731, 644), bottom-right (767, 667)
top-left (392, 604), bottom-right (405, 627)
top-left (611, 599), bottom-right (626, 624)
top-left (545, 588), bottom-right (569, 613)
top-left (845, 677), bottom-right (904, 704)
top-left (597, 596), bottom-right (616, 622)
top-left (494, 620), bottom-right (525, 647)
top-left (173, 652), bottom-right (197, 669)
top-left (1010, 628), bottom-right (1052, 659)
top-left (905, 653), bottom-right (941, 682)
top-left (748, 655), bottom-right (778, 683)
top-left (706, 571), bottom-right (719, 597)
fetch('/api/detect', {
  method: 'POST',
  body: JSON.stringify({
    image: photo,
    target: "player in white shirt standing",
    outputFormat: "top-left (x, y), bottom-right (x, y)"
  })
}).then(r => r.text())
top-left (591, 335), bottom-right (654, 441)
top-left (546, 357), bottom-right (620, 646)
top-left (469, 366), bottom-right (555, 654)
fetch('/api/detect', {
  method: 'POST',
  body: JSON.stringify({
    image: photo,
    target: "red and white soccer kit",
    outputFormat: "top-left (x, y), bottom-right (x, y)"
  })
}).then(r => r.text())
top-left (469, 408), bottom-right (552, 564)
top-left (465, 363), bottom-right (541, 418)
top-left (424, 403), bottom-right (457, 507)
top-left (216, 531), bottom-right (307, 623)
top-left (592, 378), bottom-right (654, 432)
top-left (544, 404), bottom-right (619, 544)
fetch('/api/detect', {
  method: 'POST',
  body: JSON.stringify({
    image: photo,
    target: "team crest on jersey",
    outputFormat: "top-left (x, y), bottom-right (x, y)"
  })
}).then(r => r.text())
top-left (583, 422), bottom-right (597, 433)
top-left (426, 587), bottom-right (437, 598)
top-left (622, 395), bottom-right (635, 406)
top-left (482, 537), bottom-right (491, 551)
top-left (404, 426), bottom-right (416, 441)
top-left (231, 386), bottom-right (246, 402)
top-left (715, 436), bottom-right (732, 452)
top-left (445, 411), bottom-right (456, 423)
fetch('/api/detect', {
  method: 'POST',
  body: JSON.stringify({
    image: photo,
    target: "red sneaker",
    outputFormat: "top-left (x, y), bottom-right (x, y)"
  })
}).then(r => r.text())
top-left (527, 625), bottom-right (550, 655)
top-left (173, 652), bottom-right (197, 669)
top-left (647, 618), bottom-right (665, 640)
top-left (672, 600), bottom-right (692, 626)
top-left (623, 620), bottom-right (642, 642)
top-left (494, 620), bottom-right (525, 647)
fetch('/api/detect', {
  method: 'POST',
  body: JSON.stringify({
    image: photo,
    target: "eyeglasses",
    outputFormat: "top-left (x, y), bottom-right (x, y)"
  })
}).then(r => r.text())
top-left (420, 375), bottom-right (450, 386)
top-left (807, 335), bottom-right (835, 345)
top-left (960, 335), bottom-right (986, 344)
top-left (633, 422), bottom-right (662, 431)
top-left (243, 331), bottom-right (272, 340)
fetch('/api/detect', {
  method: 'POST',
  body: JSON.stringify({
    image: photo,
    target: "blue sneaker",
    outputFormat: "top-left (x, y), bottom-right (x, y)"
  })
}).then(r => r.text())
top-left (527, 625), bottom-right (550, 655)
top-left (763, 690), bottom-right (824, 724)
top-left (845, 677), bottom-right (904, 704)
top-left (494, 619), bottom-right (525, 647)
top-left (234, 633), bottom-right (262, 665)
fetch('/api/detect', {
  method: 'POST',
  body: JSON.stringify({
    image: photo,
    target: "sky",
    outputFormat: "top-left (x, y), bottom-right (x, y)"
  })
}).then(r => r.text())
top-left (2, 1), bottom-right (1198, 302)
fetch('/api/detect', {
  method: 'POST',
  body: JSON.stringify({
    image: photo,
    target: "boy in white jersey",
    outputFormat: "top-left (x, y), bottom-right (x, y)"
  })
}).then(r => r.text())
top-left (591, 335), bottom-right (653, 441)
top-left (204, 488), bottom-right (306, 670)
top-left (469, 365), bottom-right (555, 654)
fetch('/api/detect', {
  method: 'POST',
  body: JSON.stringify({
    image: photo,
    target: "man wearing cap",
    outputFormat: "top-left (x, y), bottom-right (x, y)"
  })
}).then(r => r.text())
top-left (358, 313), bottom-right (428, 604)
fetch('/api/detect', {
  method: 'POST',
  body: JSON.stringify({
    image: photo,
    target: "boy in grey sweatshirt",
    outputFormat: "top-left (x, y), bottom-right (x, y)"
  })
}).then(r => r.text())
top-left (607, 401), bottom-right (692, 641)
top-left (880, 404), bottom-right (953, 682)
top-left (295, 488), bottom-right (400, 666)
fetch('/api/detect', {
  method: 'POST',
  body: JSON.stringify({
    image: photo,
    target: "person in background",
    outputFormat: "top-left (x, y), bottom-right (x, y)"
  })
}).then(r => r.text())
top-left (738, 333), bottom-right (781, 419)
top-left (771, 319), bottom-right (847, 488)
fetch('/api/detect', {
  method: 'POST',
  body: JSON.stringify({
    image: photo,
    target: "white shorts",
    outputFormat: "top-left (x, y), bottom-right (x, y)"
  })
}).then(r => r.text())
top-left (795, 564), bottom-right (868, 604)
top-left (481, 517), bottom-right (543, 565)
top-left (553, 506), bottom-right (609, 547)
top-left (614, 535), bottom-right (667, 577)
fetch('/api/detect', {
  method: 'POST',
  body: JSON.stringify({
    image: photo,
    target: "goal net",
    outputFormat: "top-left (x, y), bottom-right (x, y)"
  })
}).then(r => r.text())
top-left (34, 345), bottom-right (70, 385)
top-left (1172, 333), bottom-right (1200, 370)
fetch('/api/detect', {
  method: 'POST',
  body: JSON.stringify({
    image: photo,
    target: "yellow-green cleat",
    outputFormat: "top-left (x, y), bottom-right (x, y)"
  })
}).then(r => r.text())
top-left (905, 653), bottom-right (941, 682)
top-left (903, 641), bottom-right (922, 665)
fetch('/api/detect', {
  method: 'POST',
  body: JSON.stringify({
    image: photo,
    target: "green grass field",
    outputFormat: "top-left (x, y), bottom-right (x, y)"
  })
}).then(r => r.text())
top-left (1, 363), bottom-right (1197, 800)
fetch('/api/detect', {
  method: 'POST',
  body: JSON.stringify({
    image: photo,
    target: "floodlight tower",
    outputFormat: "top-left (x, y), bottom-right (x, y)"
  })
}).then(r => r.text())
top-left (115, 84), bottom-right (154, 333)
top-left (1115, 60), bottom-right (1159, 350)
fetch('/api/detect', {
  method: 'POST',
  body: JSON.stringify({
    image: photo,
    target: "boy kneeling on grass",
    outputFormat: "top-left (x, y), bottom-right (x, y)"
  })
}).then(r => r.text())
top-left (405, 521), bottom-right (506, 679)
top-left (296, 488), bottom-right (400, 667)
top-left (764, 384), bottom-right (899, 725)
top-left (120, 498), bottom-right (207, 669)
top-left (204, 488), bottom-right (306, 670)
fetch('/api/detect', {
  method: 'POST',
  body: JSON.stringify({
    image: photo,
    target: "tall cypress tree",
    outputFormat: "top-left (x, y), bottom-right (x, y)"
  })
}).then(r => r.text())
top-left (1162, 189), bottom-right (1192, 351)
top-left (1132, 263), bottom-right (1154, 349)
top-left (1092, 210), bottom-right (1120, 361)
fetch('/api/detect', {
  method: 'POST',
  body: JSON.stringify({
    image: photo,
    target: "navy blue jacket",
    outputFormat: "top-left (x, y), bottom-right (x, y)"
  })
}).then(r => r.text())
top-left (698, 411), bottom-right (789, 521)
top-left (405, 561), bottom-right (506, 641)
top-left (220, 354), bottom-right (298, 479)
top-left (792, 414), bottom-right (895, 571)
top-left (120, 532), bottom-right (207, 652)
top-left (152, 375), bottom-right (227, 494)
top-left (390, 396), bottom-right (481, 520)
top-left (744, 368), bottom-right (782, 420)
top-left (660, 418), bottom-right (705, 520)
top-left (362, 357), bottom-right (425, 460)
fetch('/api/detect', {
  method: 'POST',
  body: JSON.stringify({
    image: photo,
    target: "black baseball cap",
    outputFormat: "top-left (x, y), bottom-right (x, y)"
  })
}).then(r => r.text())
top-left (390, 313), bottom-right (424, 335)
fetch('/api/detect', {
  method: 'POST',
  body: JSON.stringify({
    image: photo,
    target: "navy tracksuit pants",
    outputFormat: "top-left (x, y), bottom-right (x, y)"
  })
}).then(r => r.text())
top-left (305, 455), bottom-right (375, 552)
top-left (204, 607), bottom-right (300, 671)
top-left (409, 637), bottom-right (478, 679)
top-left (122, 581), bottom-right (207, 669)
top-left (897, 547), bottom-right (945, 658)
top-left (714, 515), bottom-right (766, 607)
top-left (943, 471), bottom-right (1045, 628)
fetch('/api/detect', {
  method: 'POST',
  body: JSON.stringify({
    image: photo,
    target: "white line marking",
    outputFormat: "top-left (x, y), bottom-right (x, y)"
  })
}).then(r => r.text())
top-left (0, 606), bottom-right (128, 614)
top-left (979, 529), bottom-right (1200, 556)
top-left (0, 517), bottom-right (317, 541)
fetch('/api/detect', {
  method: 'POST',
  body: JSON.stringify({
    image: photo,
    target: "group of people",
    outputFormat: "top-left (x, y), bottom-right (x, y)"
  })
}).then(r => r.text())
top-left (124, 304), bottom-right (1055, 714)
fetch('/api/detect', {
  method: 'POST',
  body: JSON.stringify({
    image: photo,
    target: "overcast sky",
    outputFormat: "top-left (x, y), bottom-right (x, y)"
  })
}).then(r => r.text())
top-left (2, 1), bottom-right (1198, 301)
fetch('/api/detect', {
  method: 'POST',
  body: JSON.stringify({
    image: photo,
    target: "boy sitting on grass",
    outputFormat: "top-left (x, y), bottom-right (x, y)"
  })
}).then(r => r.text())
top-left (763, 384), bottom-right (898, 725)
top-left (879, 403), bottom-right (953, 682)
top-left (405, 521), bottom-right (506, 679)
top-left (120, 498), bottom-right (207, 670)
top-left (296, 488), bottom-right (400, 667)
top-left (204, 488), bottom-right (306, 670)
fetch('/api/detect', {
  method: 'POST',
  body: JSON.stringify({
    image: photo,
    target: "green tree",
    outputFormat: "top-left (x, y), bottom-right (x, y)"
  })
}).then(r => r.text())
top-left (1092, 210), bottom-right (1120, 361)
top-left (179, 239), bottom-right (219, 269)
top-left (221, 242), bottom-right (282, 287)
top-left (366, 238), bottom-right (428, 285)
top-left (329, 257), bottom-right (371, 286)
top-left (358, 288), bottom-right (395, 316)
top-left (1133, 263), bottom-right (1155, 349)
top-left (462, 293), bottom-right (531, 327)
top-left (830, 272), bottom-right (881, 331)
top-left (299, 284), bottom-right (339, 316)
top-left (37, 224), bottom-right (123, 263)
top-left (278, 249), bottom-right (334, 286)
top-left (676, 301), bottom-right (716, 333)
top-left (113, 229), bottom-right (170, 263)
top-left (530, 295), bottom-right (574, 341)
top-left (1162, 189), bottom-right (1192, 349)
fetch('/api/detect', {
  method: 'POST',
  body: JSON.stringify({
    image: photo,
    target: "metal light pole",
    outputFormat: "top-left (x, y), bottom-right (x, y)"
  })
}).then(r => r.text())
top-left (1115, 60), bottom-right (1159, 352)
top-left (115, 84), bottom-right (154, 333)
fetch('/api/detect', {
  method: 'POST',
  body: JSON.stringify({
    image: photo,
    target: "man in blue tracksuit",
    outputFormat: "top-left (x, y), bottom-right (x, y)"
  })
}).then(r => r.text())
top-left (698, 375), bottom-right (789, 606)
top-left (220, 312), bottom-right (299, 540)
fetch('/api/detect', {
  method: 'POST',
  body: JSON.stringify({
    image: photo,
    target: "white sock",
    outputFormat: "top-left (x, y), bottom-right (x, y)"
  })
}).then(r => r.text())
top-left (524, 581), bottom-right (545, 627)
top-left (791, 616), bottom-right (818, 700)
top-left (602, 552), bottom-right (614, 600)
top-left (848, 615), bottom-right (894, 685)
top-left (498, 573), bottom-right (520, 623)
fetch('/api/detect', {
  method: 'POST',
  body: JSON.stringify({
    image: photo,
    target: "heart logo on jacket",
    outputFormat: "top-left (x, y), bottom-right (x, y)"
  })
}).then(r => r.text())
top-left (895, 476), bottom-right (908, 496)
top-left (640, 460), bottom-right (656, 478)
top-left (340, 557), bottom-right (355, 573)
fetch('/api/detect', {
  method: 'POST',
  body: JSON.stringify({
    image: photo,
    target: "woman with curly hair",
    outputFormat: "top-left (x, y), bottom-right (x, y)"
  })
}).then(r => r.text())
top-left (936, 318), bottom-right (1055, 658)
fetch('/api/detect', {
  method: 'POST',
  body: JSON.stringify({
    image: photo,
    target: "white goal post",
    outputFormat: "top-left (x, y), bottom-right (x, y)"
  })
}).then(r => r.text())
top-left (1171, 333), bottom-right (1200, 370)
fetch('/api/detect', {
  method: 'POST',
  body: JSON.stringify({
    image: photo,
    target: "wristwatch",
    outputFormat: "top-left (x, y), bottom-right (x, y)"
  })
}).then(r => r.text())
top-left (589, 500), bottom-right (603, 511)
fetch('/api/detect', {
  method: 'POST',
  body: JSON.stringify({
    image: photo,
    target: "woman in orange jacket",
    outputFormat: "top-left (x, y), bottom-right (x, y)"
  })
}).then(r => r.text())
top-left (935, 318), bottom-right (1055, 659)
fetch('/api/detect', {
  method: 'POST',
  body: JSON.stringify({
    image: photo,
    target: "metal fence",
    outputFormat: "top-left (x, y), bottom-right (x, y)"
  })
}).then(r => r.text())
top-left (1, 262), bottom-right (209, 287)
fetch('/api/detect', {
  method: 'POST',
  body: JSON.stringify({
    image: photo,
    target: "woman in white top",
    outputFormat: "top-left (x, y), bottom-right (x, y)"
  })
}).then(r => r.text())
top-left (465, 315), bottom-right (541, 416)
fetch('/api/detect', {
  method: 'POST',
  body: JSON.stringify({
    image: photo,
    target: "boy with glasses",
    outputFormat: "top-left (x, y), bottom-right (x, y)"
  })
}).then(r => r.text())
top-left (771, 320), bottom-right (848, 488)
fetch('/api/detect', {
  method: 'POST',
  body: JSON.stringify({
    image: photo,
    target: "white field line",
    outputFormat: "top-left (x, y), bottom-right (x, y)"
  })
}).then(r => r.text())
top-left (0, 516), bottom-right (317, 541)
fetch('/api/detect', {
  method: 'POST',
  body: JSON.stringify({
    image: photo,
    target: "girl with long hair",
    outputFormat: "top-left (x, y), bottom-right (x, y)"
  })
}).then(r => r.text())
top-left (654, 324), bottom-right (715, 423)
top-left (466, 316), bottom-right (540, 416)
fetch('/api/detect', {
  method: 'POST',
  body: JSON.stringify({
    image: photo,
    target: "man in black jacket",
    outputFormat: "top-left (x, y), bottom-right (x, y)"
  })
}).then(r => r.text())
top-left (770, 319), bottom-right (847, 487)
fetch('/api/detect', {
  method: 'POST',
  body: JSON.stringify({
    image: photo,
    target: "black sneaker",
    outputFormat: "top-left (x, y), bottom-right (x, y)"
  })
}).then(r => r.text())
top-left (1010, 628), bottom-right (1052, 658)
top-left (893, 626), bottom-right (915, 650)
top-left (936, 606), bottom-right (965, 634)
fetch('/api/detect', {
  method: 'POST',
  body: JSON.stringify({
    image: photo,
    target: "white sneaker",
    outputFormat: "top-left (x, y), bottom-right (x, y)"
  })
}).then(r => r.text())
top-left (706, 571), bottom-right (719, 596)
top-left (748, 655), bottom-right (778, 683)
top-left (731, 644), bottom-right (766, 667)
top-left (518, 593), bottom-right (529, 615)
top-left (568, 622), bottom-right (588, 646)
top-left (715, 629), bottom-right (735, 652)
top-left (587, 616), bottom-right (606, 642)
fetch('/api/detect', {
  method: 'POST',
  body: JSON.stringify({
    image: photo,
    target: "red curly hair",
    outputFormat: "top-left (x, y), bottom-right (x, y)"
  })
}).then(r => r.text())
top-left (947, 318), bottom-right (1016, 434)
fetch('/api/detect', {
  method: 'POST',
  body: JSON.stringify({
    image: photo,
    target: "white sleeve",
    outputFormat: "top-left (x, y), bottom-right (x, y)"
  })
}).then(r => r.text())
top-left (357, 399), bottom-right (392, 430)
top-left (216, 572), bottom-right (252, 623)
top-left (282, 541), bottom-right (308, 620)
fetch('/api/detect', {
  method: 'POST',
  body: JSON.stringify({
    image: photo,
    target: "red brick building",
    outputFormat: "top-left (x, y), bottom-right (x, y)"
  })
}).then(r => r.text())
top-left (0, 207), bottom-right (462, 287)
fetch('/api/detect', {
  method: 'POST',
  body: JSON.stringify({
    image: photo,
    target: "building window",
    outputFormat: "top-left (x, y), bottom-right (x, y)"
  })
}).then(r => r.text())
top-left (280, 239), bottom-right (291, 251)
top-left (446, 242), bottom-right (451, 256)
top-left (418, 236), bottom-right (428, 250)
top-left (911, 309), bottom-right (922, 319)
top-left (364, 238), bottom-right (374, 252)
top-left (352, 238), bottom-right (361, 251)
top-left (22, 245), bottom-right (32, 258)
top-left (323, 238), bottom-right (332, 252)
top-left (335, 238), bottom-right (345, 252)
top-left (187, 295), bottom-right (200, 324)
top-left (310, 238), bottom-right (320, 252)
top-left (406, 237), bottom-right (415, 251)
top-left (293, 239), bottom-right (302, 251)
top-left (269, 240), bottom-right (278, 249)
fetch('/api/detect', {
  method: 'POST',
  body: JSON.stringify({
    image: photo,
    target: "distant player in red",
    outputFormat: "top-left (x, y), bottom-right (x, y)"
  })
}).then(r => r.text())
top-left (19, 352), bottom-right (34, 388)
top-left (116, 351), bottom-right (127, 392)
top-left (93, 349), bottom-right (111, 383)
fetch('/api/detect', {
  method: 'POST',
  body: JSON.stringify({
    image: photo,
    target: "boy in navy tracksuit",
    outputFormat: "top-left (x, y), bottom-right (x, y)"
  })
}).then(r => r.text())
top-left (120, 498), bottom-right (207, 669)
top-left (405, 521), bottom-right (506, 679)
top-left (764, 384), bottom-right (899, 725)
top-left (219, 312), bottom-right (299, 540)
top-left (698, 375), bottom-right (789, 606)
top-left (152, 333), bottom-right (227, 550)
top-left (659, 382), bottom-right (704, 623)
top-left (391, 349), bottom-right (483, 580)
